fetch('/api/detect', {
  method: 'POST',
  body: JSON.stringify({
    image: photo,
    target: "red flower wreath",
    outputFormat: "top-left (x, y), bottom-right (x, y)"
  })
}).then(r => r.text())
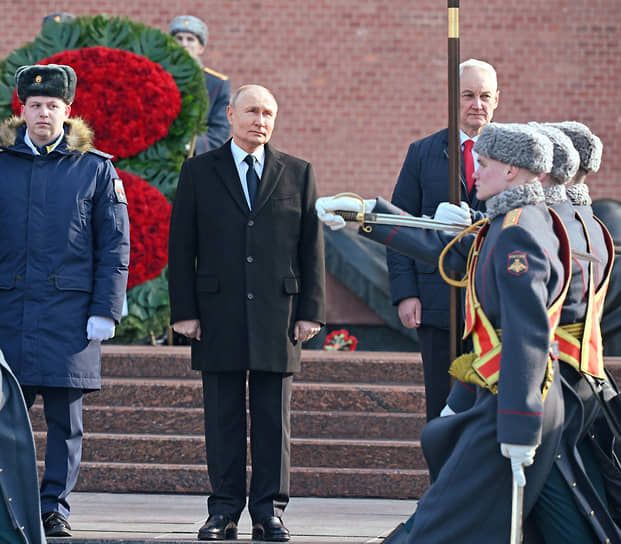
top-left (116, 170), bottom-right (171, 289)
top-left (11, 46), bottom-right (181, 158)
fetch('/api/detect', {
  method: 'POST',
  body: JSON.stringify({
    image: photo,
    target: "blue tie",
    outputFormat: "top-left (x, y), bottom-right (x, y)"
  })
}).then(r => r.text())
top-left (244, 154), bottom-right (259, 207)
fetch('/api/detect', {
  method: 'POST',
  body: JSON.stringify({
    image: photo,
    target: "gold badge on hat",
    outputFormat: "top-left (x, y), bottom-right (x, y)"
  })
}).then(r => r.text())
top-left (54, 15), bottom-right (61, 22)
top-left (184, 19), bottom-right (190, 25)
top-left (35, 75), bottom-right (42, 84)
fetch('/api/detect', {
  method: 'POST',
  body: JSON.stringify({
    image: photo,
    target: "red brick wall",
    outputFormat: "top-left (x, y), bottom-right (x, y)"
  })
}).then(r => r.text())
top-left (1, 0), bottom-right (618, 202)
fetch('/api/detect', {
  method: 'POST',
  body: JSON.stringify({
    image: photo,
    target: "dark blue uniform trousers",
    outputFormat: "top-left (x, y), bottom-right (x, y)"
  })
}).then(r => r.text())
top-left (21, 386), bottom-right (83, 519)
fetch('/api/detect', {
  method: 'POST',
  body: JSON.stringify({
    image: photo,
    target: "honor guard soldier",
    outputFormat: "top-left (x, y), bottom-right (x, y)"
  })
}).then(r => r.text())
top-left (0, 64), bottom-right (130, 537)
top-left (169, 15), bottom-right (230, 154)
top-left (316, 123), bottom-right (571, 543)
top-left (523, 123), bottom-right (620, 543)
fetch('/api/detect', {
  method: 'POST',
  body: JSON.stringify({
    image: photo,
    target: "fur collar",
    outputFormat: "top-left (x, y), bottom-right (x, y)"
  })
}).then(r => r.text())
top-left (543, 184), bottom-right (567, 205)
top-left (566, 184), bottom-right (592, 206)
top-left (486, 181), bottom-right (545, 221)
top-left (0, 116), bottom-right (94, 154)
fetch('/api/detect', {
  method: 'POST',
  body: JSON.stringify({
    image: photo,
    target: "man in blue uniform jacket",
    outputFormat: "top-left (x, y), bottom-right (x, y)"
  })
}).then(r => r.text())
top-left (0, 64), bottom-right (130, 537)
top-left (170, 15), bottom-right (231, 154)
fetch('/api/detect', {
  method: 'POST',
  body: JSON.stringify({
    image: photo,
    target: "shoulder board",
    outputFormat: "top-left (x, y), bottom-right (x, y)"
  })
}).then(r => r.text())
top-left (204, 66), bottom-right (229, 80)
top-left (87, 148), bottom-right (114, 160)
top-left (502, 208), bottom-right (523, 230)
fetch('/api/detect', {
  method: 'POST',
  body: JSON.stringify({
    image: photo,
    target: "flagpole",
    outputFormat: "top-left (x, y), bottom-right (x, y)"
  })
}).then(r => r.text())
top-left (448, 0), bottom-right (462, 363)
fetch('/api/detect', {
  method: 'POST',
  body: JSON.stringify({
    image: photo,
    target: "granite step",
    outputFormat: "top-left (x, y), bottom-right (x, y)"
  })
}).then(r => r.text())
top-left (34, 432), bottom-right (425, 469)
top-left (80, 378), bottom-right (426, 413)
top-left (29, 405), bottom-right (425, 440)
top-left (61, 462), bottom-right (430, 499)
top-left (100, 346), bottom-right (424, 384)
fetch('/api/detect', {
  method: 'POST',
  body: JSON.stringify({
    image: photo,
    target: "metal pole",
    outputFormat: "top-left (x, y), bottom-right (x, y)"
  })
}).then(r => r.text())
top-left (447, 0), bottom-right (462, 362)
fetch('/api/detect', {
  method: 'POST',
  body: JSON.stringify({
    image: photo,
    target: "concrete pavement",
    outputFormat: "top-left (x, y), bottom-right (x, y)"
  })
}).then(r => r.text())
top-left (52, 493), bottom-right (417, 544)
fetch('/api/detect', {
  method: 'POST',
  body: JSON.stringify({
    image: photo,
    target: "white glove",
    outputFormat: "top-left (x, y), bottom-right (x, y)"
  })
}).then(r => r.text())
top-left (315, 196), bottom-right (376, 231)
top-left (440, 404), bottom-right (456, 417)
top-left (434, 201), bottom-right (472, 226)
top-left (87, 316), bottom-right (116, 341)
top-left (500, 443), bottom-right (537, 487)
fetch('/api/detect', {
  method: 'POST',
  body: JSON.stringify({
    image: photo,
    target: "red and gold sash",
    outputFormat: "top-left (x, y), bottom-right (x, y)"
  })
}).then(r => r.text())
top-left (451, 209), bottom-right (571, 396)
top-left (555, 214), bottom-right (614, 379)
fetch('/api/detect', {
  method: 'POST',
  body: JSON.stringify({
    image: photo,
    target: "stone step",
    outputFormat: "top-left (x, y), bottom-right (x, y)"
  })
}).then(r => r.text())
top-left (100, 346), bottom-right (424, 384)
top-left (60, 462), bottom-right (429, 499)
top-left (29, 405), bottom-right (424, 440)
top-left (80, 378), bottom-right (426, 413)
top-left (34, 433), bottom-right (425, 469)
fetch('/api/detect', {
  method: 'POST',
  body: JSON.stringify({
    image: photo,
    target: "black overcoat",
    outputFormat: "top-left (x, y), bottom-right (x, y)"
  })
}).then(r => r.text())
top-left (168, 141), bottom-right (325, 373)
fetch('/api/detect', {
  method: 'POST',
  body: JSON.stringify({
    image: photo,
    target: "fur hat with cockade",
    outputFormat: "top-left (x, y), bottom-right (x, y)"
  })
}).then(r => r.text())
top-left (15, 64), bottom-right (77, 105)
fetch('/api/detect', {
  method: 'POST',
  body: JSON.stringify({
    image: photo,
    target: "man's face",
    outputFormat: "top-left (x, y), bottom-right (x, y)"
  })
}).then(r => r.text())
top-left (473, 155), bottom-right (511, 201)
top-left (460, 67), bottom-right (499, 137)
top-left (174, 32), bottom-right (205, 60)
top-left (21, 96), bottom-right (70, 147)
top-left (227, 88), bottom-right (278, 153)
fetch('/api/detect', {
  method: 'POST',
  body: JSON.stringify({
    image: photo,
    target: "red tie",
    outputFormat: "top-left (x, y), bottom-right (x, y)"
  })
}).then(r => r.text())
top-left (463, 139), bottom-right (475, 193)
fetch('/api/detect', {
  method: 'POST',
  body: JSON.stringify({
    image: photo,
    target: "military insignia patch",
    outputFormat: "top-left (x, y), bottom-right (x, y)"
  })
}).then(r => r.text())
top-left (113, 178), bottom-right (128, 204)
top-left (507, 251), bottom-right (528, 276)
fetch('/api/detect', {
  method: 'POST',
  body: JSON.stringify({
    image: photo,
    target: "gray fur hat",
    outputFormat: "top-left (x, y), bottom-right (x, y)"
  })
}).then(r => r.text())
top-left (473, 122), bottom-right (553, 174)
top-left (169, 15), bottom-right (208, 45)
top-left (548, 121), bottom-right (603, 173)
top-left (15, 64), bottom-right (77, 105)
top-left (528, 122), bottom-right (580, 184)
top-left (42, 12), bottom-right (75, 28)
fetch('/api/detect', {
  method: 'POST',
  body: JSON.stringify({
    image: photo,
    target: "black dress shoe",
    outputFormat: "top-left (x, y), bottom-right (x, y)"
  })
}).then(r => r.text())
top-left (252, 516), bottom-right (290, 542)
top-left (197, 514), bottom-right (238, 541)
top-left (42, 511), bottom-right (72, 537)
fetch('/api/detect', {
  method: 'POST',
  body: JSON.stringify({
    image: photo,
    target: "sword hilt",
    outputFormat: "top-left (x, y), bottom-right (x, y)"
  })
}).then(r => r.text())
top-left (334, 210), bottom-right (364, 222)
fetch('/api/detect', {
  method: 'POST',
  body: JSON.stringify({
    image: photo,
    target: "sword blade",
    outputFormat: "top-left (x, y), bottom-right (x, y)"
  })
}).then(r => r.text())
top-left (334, 210), bottom-right (470, 234)
top-left (510, 476), bottom-right (524, 544)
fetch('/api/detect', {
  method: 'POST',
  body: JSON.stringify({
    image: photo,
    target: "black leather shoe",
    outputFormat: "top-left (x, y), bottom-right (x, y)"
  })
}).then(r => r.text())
top-left (42, 511), bottom-right (72, 537)
top-left (197, 514), bottom-right (238, 541)
top-left (252, 516), bottom-right (290, 542)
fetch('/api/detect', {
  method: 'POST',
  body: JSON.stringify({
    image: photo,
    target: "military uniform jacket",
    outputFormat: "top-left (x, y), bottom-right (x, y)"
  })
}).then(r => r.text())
top-left (168, 141), bottom-right (325, 373)
top-left (0, 118), bottom-right (130, 390)
top-left (360, 190), bottom-right (566, 542)
top-left (387, 128), bottom-right (485, 328)
top-left (193, 68), bottom-right (231, 155)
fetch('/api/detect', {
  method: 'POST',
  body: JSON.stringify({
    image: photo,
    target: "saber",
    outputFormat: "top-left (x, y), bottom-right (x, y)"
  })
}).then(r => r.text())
top-left (334, 210), bottom-right (470, 234)
top-left (510, 474), bottom-right (525, 544)
top-left (333, 210), bottom-right (601, 264)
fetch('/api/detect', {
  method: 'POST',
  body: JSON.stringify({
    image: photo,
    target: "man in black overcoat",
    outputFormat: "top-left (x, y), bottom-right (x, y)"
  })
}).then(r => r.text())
top-left (168, 84), bottom-right (325, 542)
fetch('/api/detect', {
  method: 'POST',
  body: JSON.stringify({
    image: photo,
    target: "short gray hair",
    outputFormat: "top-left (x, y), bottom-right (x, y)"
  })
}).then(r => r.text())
top-left (459, 58), bottom-right (498, 90)
top-left (229, 84), bottom-right (277, 109)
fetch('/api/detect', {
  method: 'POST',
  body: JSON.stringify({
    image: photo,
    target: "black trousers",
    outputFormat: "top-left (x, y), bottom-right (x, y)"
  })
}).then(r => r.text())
top-left (201, 370), bottom-right (292, 523)
top-left (416, 326), bottom-right (452, 421)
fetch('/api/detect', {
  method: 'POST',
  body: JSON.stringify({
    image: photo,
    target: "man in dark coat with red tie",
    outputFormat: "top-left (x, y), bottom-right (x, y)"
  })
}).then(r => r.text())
top-left (168, 84), bottom-right (325, 542)
top-left (387, 59), bottom-right (500, 420)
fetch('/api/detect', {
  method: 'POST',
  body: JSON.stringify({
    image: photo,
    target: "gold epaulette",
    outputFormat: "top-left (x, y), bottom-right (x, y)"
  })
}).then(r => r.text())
top-left (204, 66), bottom-right (229, 80)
